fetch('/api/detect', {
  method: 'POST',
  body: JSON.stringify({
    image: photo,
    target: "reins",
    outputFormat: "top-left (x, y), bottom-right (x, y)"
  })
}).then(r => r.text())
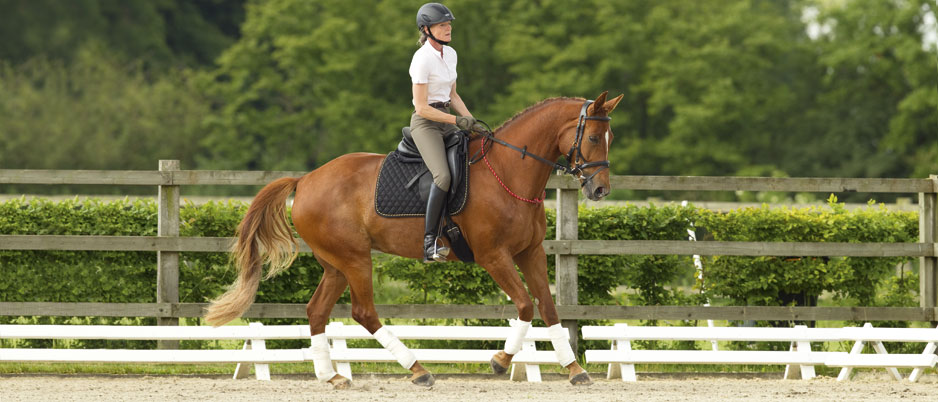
top-left (468, 99), bottom-right (612, 204)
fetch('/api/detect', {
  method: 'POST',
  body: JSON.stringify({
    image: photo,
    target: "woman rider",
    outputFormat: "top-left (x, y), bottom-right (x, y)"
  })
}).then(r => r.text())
top-left (410, 3), bottom-right (486, 263)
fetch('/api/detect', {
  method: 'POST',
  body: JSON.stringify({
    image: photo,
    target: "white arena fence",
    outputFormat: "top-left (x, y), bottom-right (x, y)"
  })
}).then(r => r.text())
top-left (3, 322), bottom-right (937, 382)
top-left (0, 322), bottom-right (556, 382)
top-left (583, 323), bottom-right (938, 382)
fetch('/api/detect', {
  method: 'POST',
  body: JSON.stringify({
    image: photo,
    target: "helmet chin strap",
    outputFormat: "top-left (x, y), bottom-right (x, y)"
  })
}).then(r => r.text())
top-left (424, 27), bottom-right (450, 46)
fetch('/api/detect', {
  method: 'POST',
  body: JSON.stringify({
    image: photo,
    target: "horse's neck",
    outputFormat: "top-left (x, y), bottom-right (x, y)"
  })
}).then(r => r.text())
top-left (485, 102), bottom-right (573, 202)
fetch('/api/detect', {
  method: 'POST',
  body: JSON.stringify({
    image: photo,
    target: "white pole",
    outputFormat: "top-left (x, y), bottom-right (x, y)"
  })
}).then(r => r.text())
top-left (684, 201), bottom-right (718, 351)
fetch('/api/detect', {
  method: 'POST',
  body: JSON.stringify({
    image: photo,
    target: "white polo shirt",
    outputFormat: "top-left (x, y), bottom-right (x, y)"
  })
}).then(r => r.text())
top-left (409, 40), bottom-right (458, 105)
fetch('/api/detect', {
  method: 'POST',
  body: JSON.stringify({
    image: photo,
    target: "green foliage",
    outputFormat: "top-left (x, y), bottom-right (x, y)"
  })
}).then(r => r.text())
top-left (0, 0), bottom-right (244, 68)
top-left (0, 198), bottom-right (326, 349)
top-left (377, 257), bottom-right (504, 305)
top-left (574, 204), bottom-right (701, 306)
top-left (696, 197), bottom-right (918, 306)
top-left (0, 198), bottom-right (923, 353)
top-left (2, 0), bottom-right (935, 188)
top-left (802, 0), bottom-right (938, 179)
top-left (0, 47), bottom-right (209, 175)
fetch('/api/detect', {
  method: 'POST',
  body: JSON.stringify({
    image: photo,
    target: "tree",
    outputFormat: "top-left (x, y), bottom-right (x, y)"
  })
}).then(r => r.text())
top-left (0, 45), bottom-right (208, 172)
top-left (0, 0), bottom-right (244, 69)
top-left (802, 0), bottom-right (937, 178)
top-left (199, 0), bottom-right (429, 170)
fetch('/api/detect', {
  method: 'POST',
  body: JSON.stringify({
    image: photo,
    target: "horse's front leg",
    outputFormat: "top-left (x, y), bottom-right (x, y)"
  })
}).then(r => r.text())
top-left (513, 244), bottom-right (592, 385)
top-left (474, 251), bottom-right (536, 376)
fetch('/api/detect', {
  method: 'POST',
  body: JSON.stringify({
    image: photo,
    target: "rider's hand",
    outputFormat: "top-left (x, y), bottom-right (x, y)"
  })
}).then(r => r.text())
top-left (471, 121), bottom-right (490, 135)
top-left (455, 116), bottom-right (476, 131)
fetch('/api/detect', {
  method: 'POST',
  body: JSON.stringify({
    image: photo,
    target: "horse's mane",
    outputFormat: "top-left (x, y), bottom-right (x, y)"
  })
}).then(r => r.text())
top-left (494, 97), bottom-right (585, 133)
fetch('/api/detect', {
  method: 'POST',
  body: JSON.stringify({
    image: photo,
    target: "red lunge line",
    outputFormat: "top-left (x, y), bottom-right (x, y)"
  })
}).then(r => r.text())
top-left (482, 137), bottom-right (546, 205)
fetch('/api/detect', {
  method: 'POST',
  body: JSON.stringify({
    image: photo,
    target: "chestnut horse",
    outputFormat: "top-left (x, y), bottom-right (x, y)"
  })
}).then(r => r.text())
top-left (205, 92), bottom-right (623, 388)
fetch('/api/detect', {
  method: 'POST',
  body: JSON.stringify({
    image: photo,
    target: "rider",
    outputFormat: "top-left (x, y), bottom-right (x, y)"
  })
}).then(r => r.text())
top-left (410, 3), bottom-right (486, 263)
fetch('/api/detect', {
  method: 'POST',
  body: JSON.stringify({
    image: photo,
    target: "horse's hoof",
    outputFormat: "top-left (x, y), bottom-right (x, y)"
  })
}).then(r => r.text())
top-left (328, 376), bottom-right (352, 390)
top-left (490, 358), bottom-right (508, 375)
top-left (411, 372), bottom-right (435, 387)
top-left (569, 372), bottom-right (593, 386)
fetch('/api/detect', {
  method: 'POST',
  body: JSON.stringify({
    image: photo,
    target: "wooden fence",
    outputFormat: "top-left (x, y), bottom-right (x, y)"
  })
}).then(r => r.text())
top-left (1, 161), bottom-right (936, 328)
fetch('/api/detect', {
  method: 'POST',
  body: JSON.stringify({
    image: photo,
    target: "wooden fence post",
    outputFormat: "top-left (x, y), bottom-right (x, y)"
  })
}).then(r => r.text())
top-left (555, 186), bottom-right (579, 352)
top-left (157, 160), bottom-right (180, 349)
top-left (920, 174), bottom-right (938, 313)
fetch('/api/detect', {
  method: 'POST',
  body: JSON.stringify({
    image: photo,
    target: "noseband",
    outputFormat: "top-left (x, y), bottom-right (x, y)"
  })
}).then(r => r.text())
top-left (472, 99), bottom-right (611, 188)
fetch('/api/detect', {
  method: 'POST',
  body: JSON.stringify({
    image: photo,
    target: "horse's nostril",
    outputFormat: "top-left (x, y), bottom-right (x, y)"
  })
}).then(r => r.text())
top-left (594, 187), bottom-right (607, 198)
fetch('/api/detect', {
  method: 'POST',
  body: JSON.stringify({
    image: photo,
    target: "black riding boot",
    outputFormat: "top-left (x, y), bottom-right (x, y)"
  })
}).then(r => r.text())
top-left (423, 184), bottom-right (450, 263)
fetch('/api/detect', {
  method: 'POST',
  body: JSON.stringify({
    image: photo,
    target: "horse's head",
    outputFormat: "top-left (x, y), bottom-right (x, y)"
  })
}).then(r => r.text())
top-left (558, 91), bottom-right (624, 201)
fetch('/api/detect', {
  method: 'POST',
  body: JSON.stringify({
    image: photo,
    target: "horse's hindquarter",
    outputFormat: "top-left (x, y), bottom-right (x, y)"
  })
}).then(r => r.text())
top-left (292, 153), bottom-right (388, 259)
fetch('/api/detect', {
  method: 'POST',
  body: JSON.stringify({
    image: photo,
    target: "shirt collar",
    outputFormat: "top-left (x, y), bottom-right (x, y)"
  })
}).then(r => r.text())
top-left (422, 40), bottom-right (445, 58)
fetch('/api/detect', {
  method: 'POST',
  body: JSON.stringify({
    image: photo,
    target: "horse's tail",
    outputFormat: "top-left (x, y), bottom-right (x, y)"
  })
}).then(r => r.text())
top-left (205, 177), bottom-right (299, 327)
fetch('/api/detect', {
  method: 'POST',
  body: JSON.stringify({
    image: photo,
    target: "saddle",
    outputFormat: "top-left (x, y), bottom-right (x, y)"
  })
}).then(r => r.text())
top-left (374, 127), bottom-right (474, 262)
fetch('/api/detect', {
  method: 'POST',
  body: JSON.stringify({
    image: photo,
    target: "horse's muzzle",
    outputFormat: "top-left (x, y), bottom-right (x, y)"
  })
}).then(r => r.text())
top-left (582, 180), bottom-right (610, 201)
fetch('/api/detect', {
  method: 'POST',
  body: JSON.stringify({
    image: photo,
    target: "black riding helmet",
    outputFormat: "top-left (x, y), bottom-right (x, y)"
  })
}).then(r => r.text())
top-left (417, 3), bottom-right (455, 45)
top-left (416, 3), bottom-right (454, 30)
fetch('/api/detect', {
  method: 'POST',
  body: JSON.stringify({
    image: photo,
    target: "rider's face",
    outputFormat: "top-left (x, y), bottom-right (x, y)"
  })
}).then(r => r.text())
top-left (427, 21), bottom-right (452, 43)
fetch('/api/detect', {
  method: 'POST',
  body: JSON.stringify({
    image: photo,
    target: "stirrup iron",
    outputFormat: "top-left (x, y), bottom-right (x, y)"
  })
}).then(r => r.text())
top-left (430, 237), bottom-right (450, 262)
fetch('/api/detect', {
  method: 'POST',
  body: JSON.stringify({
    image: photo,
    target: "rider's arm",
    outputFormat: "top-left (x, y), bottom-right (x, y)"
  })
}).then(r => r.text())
top-left (413, 83), bottom-right (458, 124)
top-left (449, 83), bottom-right (471, 118)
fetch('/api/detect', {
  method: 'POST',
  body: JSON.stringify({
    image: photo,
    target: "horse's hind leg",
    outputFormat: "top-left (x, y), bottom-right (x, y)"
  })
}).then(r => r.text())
top-left (306, 260), bottom-right (352, 389)
top-left (340, 255), bottom-right (435, 387)
top-left (514, 245), bottom-right (592, 385)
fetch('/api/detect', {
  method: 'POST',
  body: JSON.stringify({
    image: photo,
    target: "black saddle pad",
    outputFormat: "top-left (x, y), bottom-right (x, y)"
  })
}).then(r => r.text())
top-left (374, 150), bottom-right (469, 218)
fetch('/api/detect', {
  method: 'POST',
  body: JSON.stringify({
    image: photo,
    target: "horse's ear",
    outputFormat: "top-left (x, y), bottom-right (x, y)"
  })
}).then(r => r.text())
top-left (603, 94), bottom-right (625, 114)
top-left (588, 91), bottom-right (609, 115)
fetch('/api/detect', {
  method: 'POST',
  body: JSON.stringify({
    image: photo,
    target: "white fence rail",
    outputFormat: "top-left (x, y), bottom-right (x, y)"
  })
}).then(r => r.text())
top-left (0, 322), bottom-right (557, 382)
top-left (5, 323), bottom-right (938, 382)
top-left (583, 323), bottom-right (938, 382)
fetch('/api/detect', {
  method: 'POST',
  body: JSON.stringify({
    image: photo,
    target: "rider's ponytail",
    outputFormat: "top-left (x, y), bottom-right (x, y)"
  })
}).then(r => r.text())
top-left (417, 30), bottom-right (428, 46)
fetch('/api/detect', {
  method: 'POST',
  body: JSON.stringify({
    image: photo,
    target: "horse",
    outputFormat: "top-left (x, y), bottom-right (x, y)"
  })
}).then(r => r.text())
top-left (204, 91), bottom-right (624, 388)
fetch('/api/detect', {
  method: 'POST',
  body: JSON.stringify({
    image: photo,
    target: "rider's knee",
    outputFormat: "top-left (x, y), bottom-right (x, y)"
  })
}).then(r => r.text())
top-left (432, 172), bottom-right (451, 191)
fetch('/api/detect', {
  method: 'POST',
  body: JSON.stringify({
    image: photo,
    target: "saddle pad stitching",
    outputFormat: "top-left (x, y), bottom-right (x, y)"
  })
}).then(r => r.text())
top-left (374, 151), bottom-right (469, 218)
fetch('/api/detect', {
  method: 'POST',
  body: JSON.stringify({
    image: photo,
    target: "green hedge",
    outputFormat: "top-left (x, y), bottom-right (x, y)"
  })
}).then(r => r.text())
top-left (697, 196), bottom-right (919, 307)
top-left (0, 196), bottom-right (920, 350)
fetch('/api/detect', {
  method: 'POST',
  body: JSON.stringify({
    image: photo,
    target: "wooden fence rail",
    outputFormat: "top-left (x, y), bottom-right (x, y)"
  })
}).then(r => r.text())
top-left (1, 162), bottom-right (936, 334)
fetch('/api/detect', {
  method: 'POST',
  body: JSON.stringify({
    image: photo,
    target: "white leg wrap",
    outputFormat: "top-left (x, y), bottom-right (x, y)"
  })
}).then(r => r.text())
top-left (374, 326), bottom-right (417, 370)
top-left (503, 318), bottom-right (532, 355)
top-left (310, 333), bottom-right (338, 381)
top-left (548, 323), bottom-right (576, 367)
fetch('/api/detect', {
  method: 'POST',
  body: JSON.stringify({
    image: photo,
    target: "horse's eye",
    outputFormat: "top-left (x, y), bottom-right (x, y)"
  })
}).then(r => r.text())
top-left (588, 136), bottom-right (599, 144)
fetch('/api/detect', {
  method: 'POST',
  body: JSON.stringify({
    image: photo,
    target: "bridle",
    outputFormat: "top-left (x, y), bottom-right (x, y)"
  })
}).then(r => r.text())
top-left (470, 99), bottom-right (611, 202)
top-left (566, 100), bottom-right (611, 184)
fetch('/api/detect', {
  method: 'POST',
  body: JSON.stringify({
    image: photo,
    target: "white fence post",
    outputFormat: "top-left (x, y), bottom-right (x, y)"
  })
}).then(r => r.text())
top-left (908, 325), bottom-right (938, 383)
top-left (233, 322), bottom-right (270, 380)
